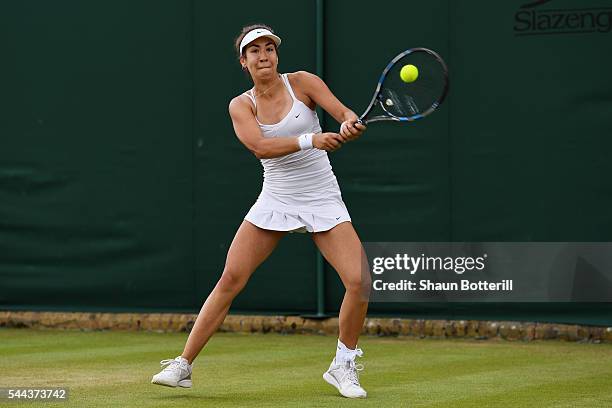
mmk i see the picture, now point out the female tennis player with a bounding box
[152,24,371,399]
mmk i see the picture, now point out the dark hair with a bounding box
[234,23,277,60]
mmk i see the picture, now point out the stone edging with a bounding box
[1,311,611,343]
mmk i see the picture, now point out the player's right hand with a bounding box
[313,132,344,152]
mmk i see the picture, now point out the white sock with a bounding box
[335,339,356,363]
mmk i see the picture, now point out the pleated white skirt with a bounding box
[244,179,351,233]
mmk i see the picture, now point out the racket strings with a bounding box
[380,51,447,119]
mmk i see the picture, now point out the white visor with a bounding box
[239,28,282,55]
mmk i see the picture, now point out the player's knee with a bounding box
[218,267,248,294]
[345,274,372,301]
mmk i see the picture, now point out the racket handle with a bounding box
[356,118,365,126]
[339,118,366,133]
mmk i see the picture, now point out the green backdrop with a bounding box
[1,0,611,325]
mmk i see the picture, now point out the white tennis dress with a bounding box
[243,73,351,233]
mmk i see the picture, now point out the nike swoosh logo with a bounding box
[295,113,300,118]
[335,216,341,220]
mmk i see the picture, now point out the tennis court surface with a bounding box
[2,328,611,407]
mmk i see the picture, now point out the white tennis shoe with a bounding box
[323,352,367,398]
[151,356,193,388]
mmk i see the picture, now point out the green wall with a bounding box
[1,0,611,325]
[0,1,194,310]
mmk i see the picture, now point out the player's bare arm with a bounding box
[290,71,366,141]
[229,95,344,158]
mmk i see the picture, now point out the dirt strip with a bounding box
[1,311,611,343]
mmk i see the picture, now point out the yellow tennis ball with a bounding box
[400,64,418,83]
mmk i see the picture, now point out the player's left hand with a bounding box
[339,117,366,142]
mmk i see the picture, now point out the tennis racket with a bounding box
[357,47,449,125]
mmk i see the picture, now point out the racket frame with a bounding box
[357,47,449,125]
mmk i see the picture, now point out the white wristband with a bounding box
[298,133,314,150]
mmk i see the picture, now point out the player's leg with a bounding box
[182,221,286,362]
[312,222,370,348]
[152,221,285,388]
[312,221,371,398]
